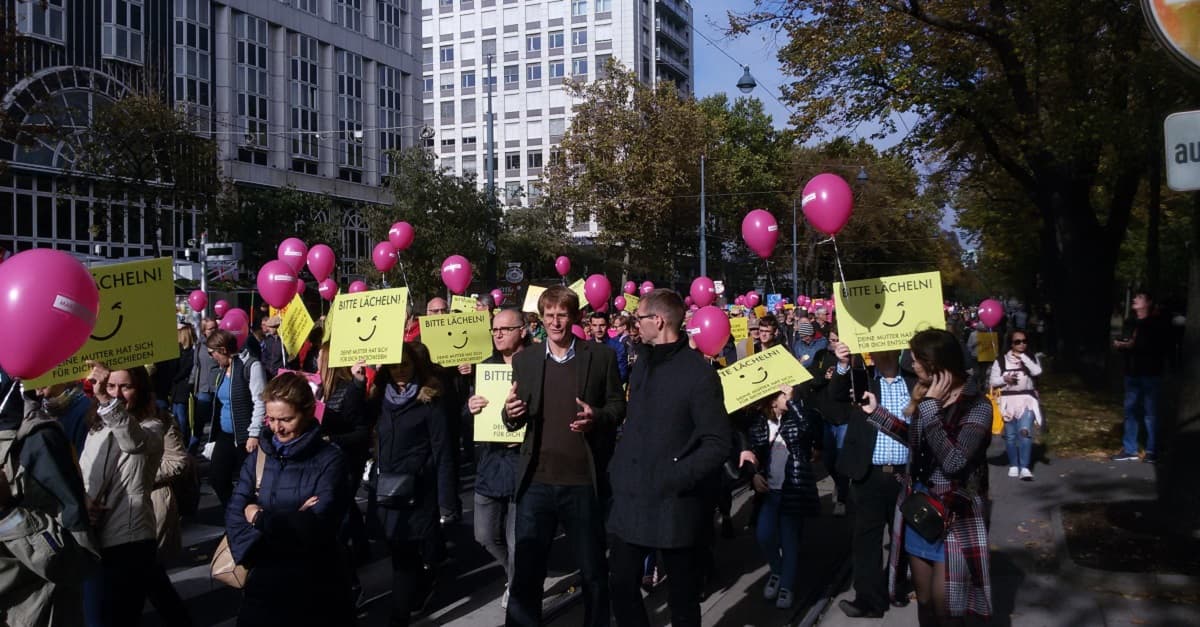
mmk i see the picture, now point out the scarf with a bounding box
[383,381,420,412]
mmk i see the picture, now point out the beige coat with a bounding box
[78,400,163,549]
[151,421,187,558]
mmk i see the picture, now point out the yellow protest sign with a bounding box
[730,305,744,315]
[568,279,586,305]
[522,286,547,314]
[783,304,795,311]
[730,317,749,342]
[328,287,409,367]
[322,300,337,343]
[450,294,476,313]
[976,332,999,363]
[420,311,493,366]
[474,364,524,443]
[833,271,945,353]
[28,258,179,387]
[622,293,639,313]
[718,344,813,413]
[279,294,314,358]
[754,305,767,319]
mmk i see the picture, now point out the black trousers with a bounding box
[849,465,904,612]
[210,428,247,507]
[609,536,705,627]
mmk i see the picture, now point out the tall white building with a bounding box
[421,0,694,236]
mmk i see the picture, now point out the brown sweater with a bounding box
[531,358,591,486]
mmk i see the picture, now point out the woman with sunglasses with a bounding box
[988,331,1042,480]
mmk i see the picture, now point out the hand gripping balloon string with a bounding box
[829,235,858,403]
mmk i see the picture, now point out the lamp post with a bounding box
[699,154,706,278]
[485,54,499,285]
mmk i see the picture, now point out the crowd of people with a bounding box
[2,280,1170,627]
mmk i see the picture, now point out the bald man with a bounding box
[427,297,450,315]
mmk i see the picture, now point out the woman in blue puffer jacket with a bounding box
[225,372,352,627]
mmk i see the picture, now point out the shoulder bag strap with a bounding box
[253,448,266,496]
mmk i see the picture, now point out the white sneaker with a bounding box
[776,588,794,609]
[1008,466,1019,478]
[1020,468,1034,481]
[763,574,780,600]
[500,586,509,609]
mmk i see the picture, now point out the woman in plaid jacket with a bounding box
[861,329,993,625]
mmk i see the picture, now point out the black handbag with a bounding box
[900,491,946,543]
[376,471,418,508]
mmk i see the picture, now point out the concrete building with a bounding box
[420,0,694,237]
[1,0,422,276]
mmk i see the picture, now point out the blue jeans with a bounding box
[192,392,213,449]
[823,422,849,502]
[1003,409,1035,469]
[755,490,804,591]
[172,401,190,443]
[1123,376,1160,455]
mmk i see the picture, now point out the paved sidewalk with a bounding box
[816,438,1200,627]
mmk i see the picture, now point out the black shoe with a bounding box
[1111,450,1139,462]
[1143,453,1158,464]
[721,519,735,539]
[839,599,885,619]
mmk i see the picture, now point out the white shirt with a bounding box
[767,418,788,491]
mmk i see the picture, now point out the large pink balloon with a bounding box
[188,290,208,312]
[978,299,1005,329]
[219,311,250,350]
[639,281,655,296]
[689,277,716,308]
[213,300,230,319]
[801,173,854,236]
[555,256,571,277]
[687,306,731,357]
[306,244,336,282]
[584,274,612,310]
[741,209,779,259]
[277,238,308,273]
[257,260,298,309]
[441,255,472,295]
[387,222,415,251]
[623,281,637,295]
[614,295,627,311]
[222,308,249,327]
[295,278,306,296]
[746,292,761,308]
[372,241,398,272]
[734,295,746,306]
[0,249,100,379]
[318,278,338,301]
[348,281,368,294]
[490,288,505,306]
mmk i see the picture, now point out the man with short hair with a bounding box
[608,289,731,627]
[503,286,625,627]
[1112,290,1170,463]
[588,311,629,383]
[754,314,783,353]
[259,316,285,378]
[813,307,832,336]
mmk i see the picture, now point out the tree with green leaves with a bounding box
[207,183,345,278]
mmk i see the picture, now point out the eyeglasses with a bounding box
[634,313,657,322]
[1012,339,1028,345]
[428,308,449,315]
[491,326,522,335]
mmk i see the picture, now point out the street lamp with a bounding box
[737,66,757,94]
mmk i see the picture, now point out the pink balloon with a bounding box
[583,274,612,311]
[801,173,854,236]
[219,311,250,350]
[318,278,338,301]
[571,324,588,340]
[687,306,731,357]
[978,299,1005,328]
[188,290,208,312]
[306,244,336,282]
[388,222,415,251]
[0,249,100,379]
[684,296,693,306]
[257,260,299,309]
[213,300,230,318]
[348,281,368,294]
[639,281,655,296]
[441,255,473,295]
[746,292,761,308]
[555,256,571,277]
[490,289,505,306]
[223,307,249,325]
[614,296,627,311]
[689,276,716,308]
[623,281,637,295]
[690,305,699,312]
[734,295,746,306]
[277,238,309,273]
[741,209,779,259]
[372,241,398,273]
[295,278,306,295]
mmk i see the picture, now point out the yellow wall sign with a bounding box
[730,317,749,342]
[450,294,477,313]
[833,271,945,354]
[420,311,493,366]
[328,287,409,367]
[976,331,999,363]
[474,364,524,443]
[522,286,547,314]
[718,344,813,413]
[279,293,314,358]
[622,293,639,313]
[28,258,179,387]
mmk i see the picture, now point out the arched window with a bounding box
[341,208,369,274]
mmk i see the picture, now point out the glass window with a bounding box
[505,153,521,170]
[440,100,455,123]
[526,34,541,52]
[549,60,564,78]
[526,63,542,81]
[482,39,497,58]
[439,45,454,63]
[548,31,564,49]
[571,0,587,17]
[235,13,269,158]
[336,0,363,32]
[572,57,588,76]
[378,64,409,173]
[337,50,365,177]
[423,76,434,92]
[462,99,476,120]
[173,0,209,110]
[377,0,406,49]
[440,72,455,92]
[461,70,476,88]
[549,118,565,135]
[17,0,65,42]
[504,65,519,85]
[595,0,610,12]
[462,155,477,174]
[104,0,145,64]
[423,47,434,64]
[290,34,321,165]
[527,151,544,168]
[572,29,587,46]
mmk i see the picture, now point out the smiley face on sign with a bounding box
[739,366,770,385]
[356,315,380,342]
[90,301,125,341]
[876,300,906,329]
[449,329,470,350]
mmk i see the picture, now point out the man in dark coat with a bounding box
[502,286,625,627]
[607,289,732,627]
[258,316,286,379]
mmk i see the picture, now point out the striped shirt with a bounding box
[872,373,910,465]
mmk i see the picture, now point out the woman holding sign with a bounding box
[860,329,993,624]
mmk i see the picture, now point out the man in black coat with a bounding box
[259,316,286,378]
[607,289,732,627]
[502,286,625,627]
[826,344,917,619]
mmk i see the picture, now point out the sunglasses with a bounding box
[1012,339,1027,345]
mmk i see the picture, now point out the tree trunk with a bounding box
[1147,151,1161,294]
[1163,191,1200,536]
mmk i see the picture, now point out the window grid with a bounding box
[377,0,407,50]
[378,65,409,175]
[572,29,587,47]
[235,14,268,156]
[461,71,476,89]
[104,0,145,64]
[526,63,541,81]
[572,57,588,76]
[526,34,541,53]
[571,0,587,17]
[548,31,564,50]
[338,50,365,177]
[17,0,65,42]
[290,34,320,166]
[337,0,363,32]
[173,0,210,108]
[549,60,564,78]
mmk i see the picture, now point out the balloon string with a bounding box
[0,380,18,416]
[829,235,858,403]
